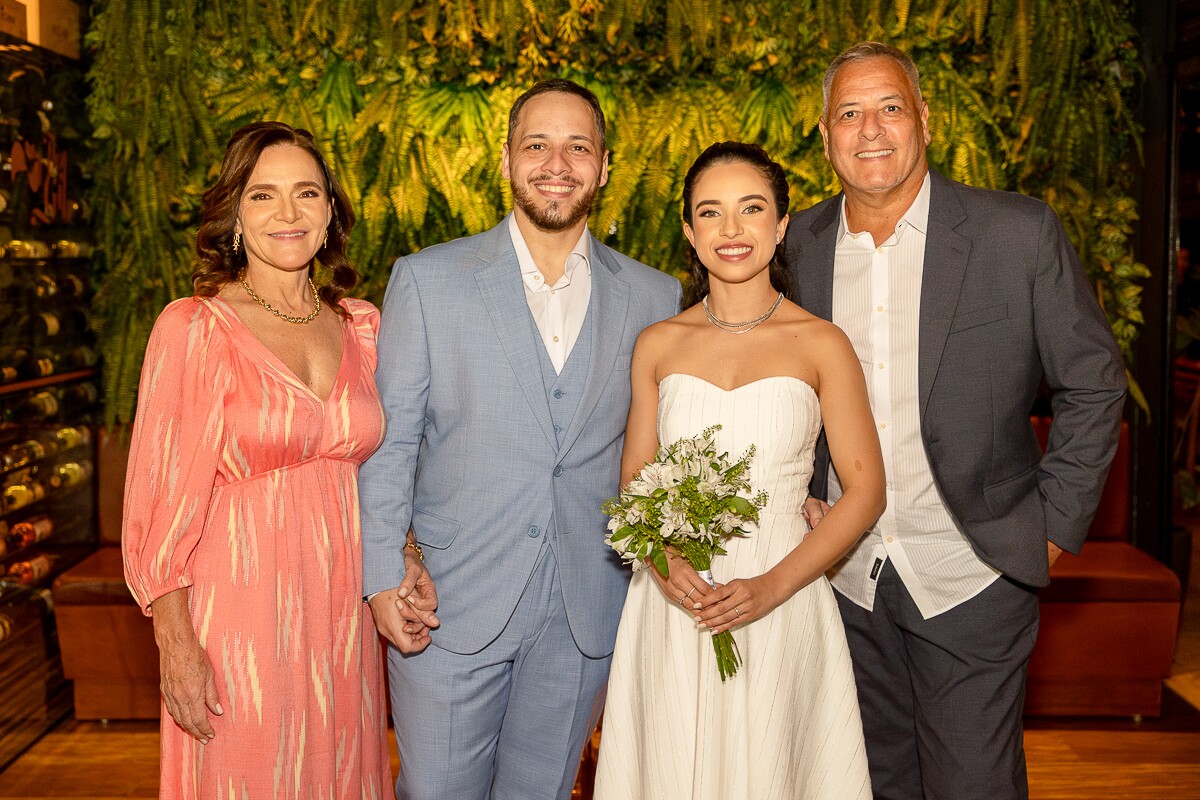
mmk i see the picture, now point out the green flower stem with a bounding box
[678,542,742,681]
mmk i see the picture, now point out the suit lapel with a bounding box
[473,223,558,449]
[791,198,840,322]
[557,240,629,458]
[918,173,972,416]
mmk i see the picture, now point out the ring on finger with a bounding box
[684,587,696,600]
[734,607,742,617]
[678,596,686,606]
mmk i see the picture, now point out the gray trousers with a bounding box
[835,560,1039,800]
[388,545,611,800]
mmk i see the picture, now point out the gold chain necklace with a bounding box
[239,274,321,324]
[702,292,784,334]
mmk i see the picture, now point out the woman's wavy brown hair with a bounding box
[193,121,357,317]
[680,141,792,309]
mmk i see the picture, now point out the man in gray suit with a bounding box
[788,43,1126,799]
[360,79,681,800]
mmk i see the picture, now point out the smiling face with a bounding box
[236,144,332,275]
[819,55,930,203]
[683,160,788,288]
[501,91,609,234]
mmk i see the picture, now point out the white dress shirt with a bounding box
[509,215,592,373]
[826,174,1000,619]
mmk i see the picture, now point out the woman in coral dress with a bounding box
[122,122,433,799]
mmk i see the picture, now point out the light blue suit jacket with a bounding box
[360,217,681,658]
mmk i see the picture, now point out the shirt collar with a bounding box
[836,170,932,245]
[508,214,592,289]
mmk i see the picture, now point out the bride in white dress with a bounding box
[593,142,885,800]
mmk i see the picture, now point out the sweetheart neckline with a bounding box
[660,372,817,397]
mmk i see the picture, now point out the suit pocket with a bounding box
[950,303,1009,334]
[982,463,1038,518]
[411,507,460,549]
[614,354,632,372]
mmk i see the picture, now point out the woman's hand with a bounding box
[647,550,714,611]
[370,532,440,654]
[151,589,222,743]
[694,572,789,634]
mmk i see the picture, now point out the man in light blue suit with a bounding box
[360,79,681,800]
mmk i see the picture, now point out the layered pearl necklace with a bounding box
[239,274,322,324]
[702,292,784,335]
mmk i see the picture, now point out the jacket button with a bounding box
[553,466,563,477]
[552,389,564,399]
[527,525,540,538]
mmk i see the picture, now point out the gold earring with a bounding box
[233,232,241,253]
[323,232,329,249]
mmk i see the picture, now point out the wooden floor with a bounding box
[0,708,1199,800]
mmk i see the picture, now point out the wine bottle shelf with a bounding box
[0,28,97,771]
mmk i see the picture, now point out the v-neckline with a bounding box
[207,295,351,404]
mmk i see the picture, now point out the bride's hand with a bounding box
[694,573,788,633]
[647,550,714,611]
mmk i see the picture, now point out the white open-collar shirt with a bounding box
[509,215,592,374]
[826,173,1001,619]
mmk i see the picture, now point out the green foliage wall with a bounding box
[85,0,1146,423]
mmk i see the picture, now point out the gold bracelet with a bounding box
[405,541,424,562]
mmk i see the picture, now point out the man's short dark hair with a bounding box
[507,79,607,149]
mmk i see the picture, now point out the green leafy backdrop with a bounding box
[84,0,1147,423]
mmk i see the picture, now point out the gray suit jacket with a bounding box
[360,216,681,657]
[786,170,1126,587]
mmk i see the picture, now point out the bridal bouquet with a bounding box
[603,425,768,680]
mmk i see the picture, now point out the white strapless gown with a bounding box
[593,374,871,800]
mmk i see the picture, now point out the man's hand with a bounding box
[368,544,439,654]
[802,497,831,529]
[1047,541,1063,568]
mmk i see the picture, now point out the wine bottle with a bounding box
[57,272,85,298]
[3,478,47,511]
[58,382,98,414]
[2,439,48,471]
[0,347,25,382]
[65,345,97,369]
[53,425,90,450]
[49,460,92,489]
[34,272,58,298]
[9,515,53,548]
[17,390,59,421]
[7,553,54,584]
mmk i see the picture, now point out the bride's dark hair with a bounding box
[680,141,792,309]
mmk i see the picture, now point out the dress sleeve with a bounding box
[122,299,229,614]
[344,297,381,373]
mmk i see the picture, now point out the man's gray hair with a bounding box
[822,41,923,118]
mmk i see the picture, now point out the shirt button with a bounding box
[879,422,887,430]
[885,536,894,543]
[553,335,560,343]
[877,362,885,369]
[553,389,564,399]
[528,525,540,538]
[553,466,563,477]
[876,305,884,312]
[533,275,542,282]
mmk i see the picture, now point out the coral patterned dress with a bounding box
[122,296,391,800]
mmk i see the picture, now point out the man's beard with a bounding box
[512,178,598,232]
